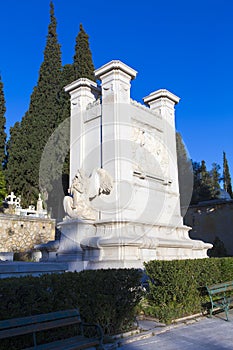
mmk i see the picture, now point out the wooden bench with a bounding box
[0,309,104,349]
[206,281,233,321]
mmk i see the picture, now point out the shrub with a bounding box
[142,258,233,324]
[0,268,142,348]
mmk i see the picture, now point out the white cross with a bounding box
[7,192,16,205]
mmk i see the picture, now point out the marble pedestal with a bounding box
[40,219,212,272]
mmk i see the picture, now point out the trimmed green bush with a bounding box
[3,257,233,346]
[0,268,142,348]
[143,258,233,324]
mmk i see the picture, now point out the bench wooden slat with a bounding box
[0,316,81,339]
[0,309,81,330]
[26,335,100,350]
[0,308,103,349]
[207,283,233,292]
[208,281,233,288]
[208,288,228,295]
[207,283,233,291]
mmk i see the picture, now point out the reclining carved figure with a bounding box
[63,168,113,221]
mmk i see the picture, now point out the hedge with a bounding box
[142,257,233,324]
[0,269,142,349]
[2,257,233,347]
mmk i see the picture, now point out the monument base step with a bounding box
[0,261,68,278]
[85,259,143,270]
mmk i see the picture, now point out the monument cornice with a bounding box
[64,78,100,94]
[95,60,137,80]
[144,89,180,105]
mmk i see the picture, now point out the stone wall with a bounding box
[0,214,55,253]
[184,200,233,256]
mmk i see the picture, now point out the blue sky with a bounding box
[0,0,233,179]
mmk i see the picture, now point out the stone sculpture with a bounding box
[63,168,113,221]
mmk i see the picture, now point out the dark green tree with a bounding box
[223,151,232,198]
[57,64,74,193]
[191,161,202,204]
[191,160,223,203]
[55,23,96,209]
[199,160,212,201]
[191,160,213,203]
[6,11,96,217]
[0,169,7,204]
[0,76,7,169]
[210,162,221,199]
[5,120,31,206]
[176,132,193,212]
[7,2,63,207]
[208,236,228,257]
[200,160,208,181]
[73,24,95,81]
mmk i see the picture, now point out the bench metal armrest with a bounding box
[82,323,104,342]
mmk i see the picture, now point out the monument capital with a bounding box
[143,89,180,109]
[95,60,137,104]
[95,60,137,81]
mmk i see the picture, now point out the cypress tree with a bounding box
[6,10,96,216]
[223,151,232,198]
[210,162,221,199]
[0,76,7,169]
[57,24,96,204]
[208,236,228,257]
[191,161,211,204]
[176,132,193,211]
[0,169,7,203]
[29,0,63,205]
[5,122,19,194]
[199,160,212,201]
[73,24,95,81]
[191,161,202,204]
[7,1,63,206]
[59,64,74,193]
[6,119,31,206]
[200,160,208,180]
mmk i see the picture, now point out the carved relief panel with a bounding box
[131,123,169,181]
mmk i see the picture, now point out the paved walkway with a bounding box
[117,309,233,350]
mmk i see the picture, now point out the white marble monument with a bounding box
[39,60,212,270]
